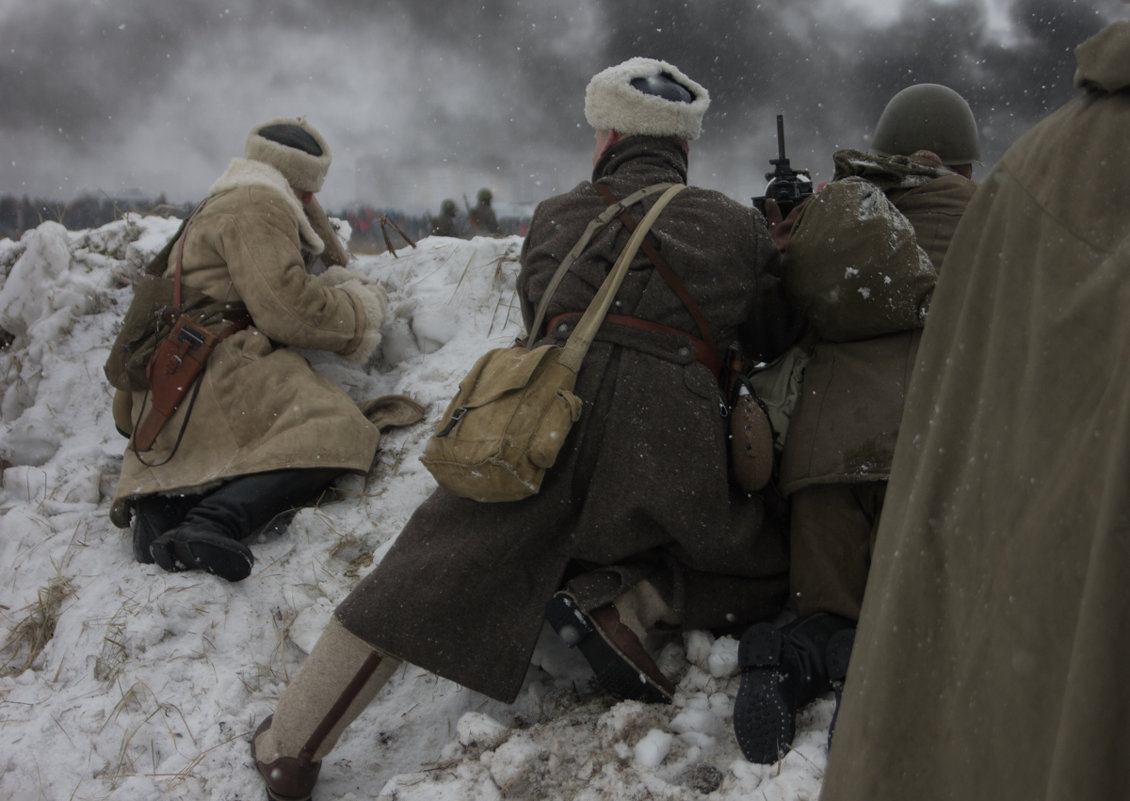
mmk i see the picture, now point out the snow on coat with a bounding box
[779,153,975,494]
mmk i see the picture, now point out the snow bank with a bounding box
[0,217,831,800]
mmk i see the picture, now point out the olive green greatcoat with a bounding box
[335,136,803,702]
[821,22,1130,801]
[112,159,382,519]
[779,153,975,495]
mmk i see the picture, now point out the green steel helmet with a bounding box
[477,187,493,204]
[441,198,456,215]
[872,83,981,165]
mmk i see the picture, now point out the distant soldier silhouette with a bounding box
[468,187,502,235]
[430,198,459,237]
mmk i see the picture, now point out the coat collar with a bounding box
[831,148,958,192]
[208,158,325,254]
[591,135,690,185]
[1074,20,1130,93]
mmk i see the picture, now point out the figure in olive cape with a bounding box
[468,187,502,235]
[821,21,1130,801]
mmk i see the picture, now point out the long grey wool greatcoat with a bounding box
[335,136,804,702]
[112,158,384,520]
[820,21,1130,801]
[779,152,975,496]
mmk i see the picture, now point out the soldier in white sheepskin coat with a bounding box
[111,118,389,582]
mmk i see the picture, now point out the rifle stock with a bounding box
[305,197,351,267]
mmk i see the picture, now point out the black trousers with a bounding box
[132,467,346,562]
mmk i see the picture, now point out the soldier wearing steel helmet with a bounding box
[872,82,981,174]
[731,83,981,765]
[468,186,502,235]
[429,197,459,237]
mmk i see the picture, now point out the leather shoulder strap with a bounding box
[525,183,672,347]
[593,182,716,354]
[172,199,209,311]
[558,184,685,372]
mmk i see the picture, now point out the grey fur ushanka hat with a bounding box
[244,117,332,193]
[584,57,710,141]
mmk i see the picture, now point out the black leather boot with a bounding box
[150,468,345,582]
[130,493,200,564]
[733,612,855,763]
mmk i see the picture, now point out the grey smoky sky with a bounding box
[0,0,1124,214]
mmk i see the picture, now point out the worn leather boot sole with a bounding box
[546,591,674,704]
[251,715,321,801]
[733,622,795,764]
[150,527,254,582]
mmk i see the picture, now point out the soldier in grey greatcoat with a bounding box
[732,85,979,763]
[250,57,802,801]
[821,21,1130,801]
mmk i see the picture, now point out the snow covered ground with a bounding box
[0,216,831,800]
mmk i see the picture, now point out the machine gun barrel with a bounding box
[753,114,813,219]
[774,114,787,163]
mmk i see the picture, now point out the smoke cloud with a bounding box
[0,0,1122,213]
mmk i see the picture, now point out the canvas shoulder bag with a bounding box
[421,183,686,502]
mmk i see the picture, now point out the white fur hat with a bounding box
[244,117,332,193]
[584,57,710,141]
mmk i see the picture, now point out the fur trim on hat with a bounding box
[209,158,325,255]
[585,57,710,141]
[244,117,332,193]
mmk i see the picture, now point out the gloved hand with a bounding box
[322,268,389,363]
[318,264,380,288]
[350,280,389,330]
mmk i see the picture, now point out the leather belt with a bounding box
[547,311,722,378]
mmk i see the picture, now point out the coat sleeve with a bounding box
[213,192,378,357]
